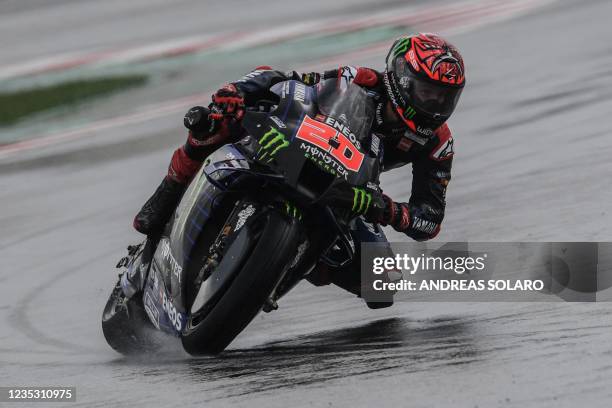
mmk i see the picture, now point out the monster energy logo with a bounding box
[391,37,411,59]
[352,188,372,215]
[258,127,289,163]
[284,202,302,220]
[403,105,416,120]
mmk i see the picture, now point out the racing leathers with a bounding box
[134,65,454,242]
[132,66,454,305]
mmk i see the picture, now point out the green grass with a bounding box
[0,74,148,126]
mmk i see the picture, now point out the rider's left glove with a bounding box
[363,192,397,226]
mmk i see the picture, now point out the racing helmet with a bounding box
[384,33,465,138]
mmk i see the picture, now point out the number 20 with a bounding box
[296,115,364,172]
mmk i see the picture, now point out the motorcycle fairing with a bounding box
[143,254,186,336]
[187,199,263,320]
[141,79,384,337]
[243,80,381,189]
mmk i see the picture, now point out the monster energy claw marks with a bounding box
[352,188,372,214]
[258,127,289,163]
[391,37,411,59]
[284,202,302,220]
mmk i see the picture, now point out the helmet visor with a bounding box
[395,58,463,118]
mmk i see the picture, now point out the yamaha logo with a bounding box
[417,126,434,136]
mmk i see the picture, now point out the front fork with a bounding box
[261,199,313,312]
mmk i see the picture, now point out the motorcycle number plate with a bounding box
[295,115,365,172]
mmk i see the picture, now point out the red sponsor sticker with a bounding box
[296,115,364,172]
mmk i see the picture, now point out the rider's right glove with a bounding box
[184,106,220,137]
[183,83,246,145]
[183,105,236,159]
[184,82,245,135]
[210,83,245,121]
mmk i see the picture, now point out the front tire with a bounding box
[181,210,301,355]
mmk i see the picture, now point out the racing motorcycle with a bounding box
[102,78,385,355]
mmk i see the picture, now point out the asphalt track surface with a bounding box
[2,0,612,407]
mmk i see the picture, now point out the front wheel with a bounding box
[181,210,301,355]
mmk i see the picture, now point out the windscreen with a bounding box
[315,79,375,145]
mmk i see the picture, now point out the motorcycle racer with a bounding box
[131,33,465,304]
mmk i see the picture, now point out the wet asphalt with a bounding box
[1,0,612,406]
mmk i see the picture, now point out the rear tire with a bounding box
[181,210,301,355]
[101,282,159,355]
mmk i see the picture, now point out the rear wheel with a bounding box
[181,210,301,355]
[101,280,160,355]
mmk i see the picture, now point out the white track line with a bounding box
[0,0,557,159]
[0,0,547,81]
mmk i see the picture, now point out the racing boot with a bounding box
[133,176,187,236]
[133,105,234,236]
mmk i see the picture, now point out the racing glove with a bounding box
[182,105,239,162]
[210,83,245,121]
[331,187,390,223]
[184,106,220,136]
[365,195,442,241]
[184,83,247,143]
[363,192,395,226]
